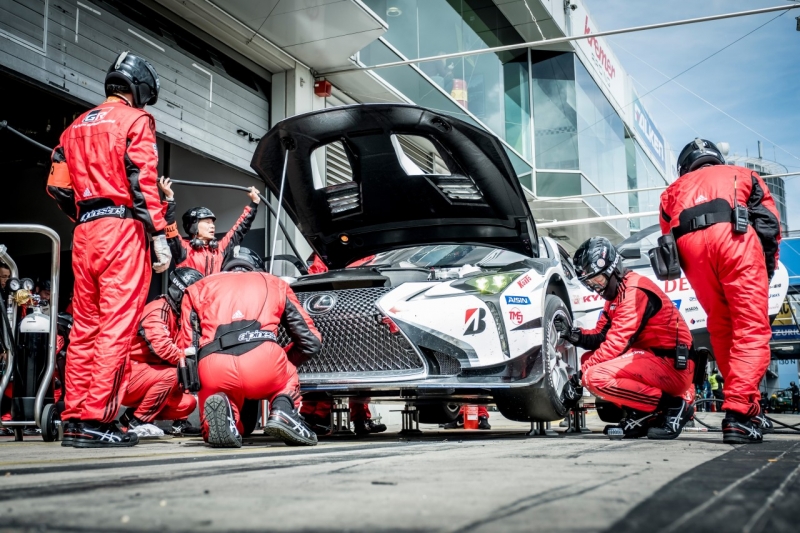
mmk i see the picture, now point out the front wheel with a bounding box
[41,403,59,442]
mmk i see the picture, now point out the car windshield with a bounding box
[353,244,528,270]
[617,224,661,265]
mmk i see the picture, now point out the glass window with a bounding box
[531,53,578,170]
[625,132,667,230]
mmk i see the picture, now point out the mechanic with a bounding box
[158,176,260,276]
[119,268,203,438]
[709,369,724,411]
[790,381,800,414]
[178,247,322,448]
[659,138,780,444]
[301,400,387,436]
[47,51,170,448]
[556,237,697,440]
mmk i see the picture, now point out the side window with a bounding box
[557,245,576,281]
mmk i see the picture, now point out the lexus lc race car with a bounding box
[250,104,788,425]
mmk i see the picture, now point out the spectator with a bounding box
[790,381,800,414]
[0,263,10,303]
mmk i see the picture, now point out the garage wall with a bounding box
[0,0,269,172]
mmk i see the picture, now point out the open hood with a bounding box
[251,104,537,269]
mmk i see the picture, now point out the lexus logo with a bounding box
[305,293,337,314]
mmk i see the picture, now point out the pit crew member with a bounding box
[178,247,322,448]
[47,51,170,448]
[158,177,260,276]
[556,237,696,440]
[301,400,387,436]
[659,139,781,444]
[120,268,203,438]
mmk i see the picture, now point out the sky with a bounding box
[583,0,800,230]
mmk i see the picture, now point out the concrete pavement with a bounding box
[0,413,798,532]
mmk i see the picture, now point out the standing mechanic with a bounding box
[120,268,203,437]
[659,139,780,444]
[47,52,171,448]
[556,237,697,439]
[178,247,322,448]
[158,177,260,276]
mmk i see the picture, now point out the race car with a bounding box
[252,104,590,423]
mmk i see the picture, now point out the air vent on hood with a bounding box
[325,182,361,217]
[429,176,486,205]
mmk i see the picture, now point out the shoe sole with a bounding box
[205,395,242,449]
[71,438,138,448]
[60,438,74,447]
[264,420,317,447]
[723,434,763,445]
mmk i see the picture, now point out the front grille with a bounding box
[278,287,424,375]
[431,351,462,376]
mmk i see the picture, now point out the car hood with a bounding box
[250,104,537,269]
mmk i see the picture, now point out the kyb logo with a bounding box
[517,275,532,289]
[464,308,487,336]
[508,308,523,326]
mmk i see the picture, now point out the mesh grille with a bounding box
[277,288,424,375]
[431,351,462,376]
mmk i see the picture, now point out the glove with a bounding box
[561,373,584,410]
[553,315,581,344]
[152,234,172,273]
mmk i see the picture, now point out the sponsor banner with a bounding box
[571,1,625,108]
[633,99,666,170]
[772,325,800,341]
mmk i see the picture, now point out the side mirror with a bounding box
[619,247,641,260]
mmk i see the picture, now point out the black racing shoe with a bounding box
[752,412,774,434]
[648,400,694,440]
[353,419,387,436]
[264,395,317,447]
[204,393,242,448]
[478,416,491,430]
[60,419,80,447]
[443,414,464,430]
[118,407,136,429]
[172,419,202,436]
[604,411,658,439]
[71,420,139,448]
[302,415,331,437]
[723,412,763,444]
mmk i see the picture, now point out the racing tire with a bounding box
[496,294,577,422]
[41,403,59,442]
[417,402,461,424]
[241,399,259,437]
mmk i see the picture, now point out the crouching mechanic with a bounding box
[555,237,697,439]
[158,177,260,276]
[120,268,203,437]
[179,247,322,447]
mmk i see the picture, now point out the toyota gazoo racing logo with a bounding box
[305,293,337,314]
[82,108,110,123]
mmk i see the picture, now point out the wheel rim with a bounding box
[546,309,575,399]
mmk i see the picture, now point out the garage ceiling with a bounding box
[153,0,387,72]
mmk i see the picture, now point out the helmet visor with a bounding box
[582,273,608,293]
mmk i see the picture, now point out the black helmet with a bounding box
[222,246,265,273]
[182,207,216,237]
[573,237,626,301]
[105,51,160,109]
[167,267,203,312]
[56,313,73,338]
[677,138,725,177]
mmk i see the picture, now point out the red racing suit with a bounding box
[178,272,322,439]
[122,298,196,423]
[47,98,166,423]
[660,165,781,417]
[165,201,258,276]
[577,271,695,413]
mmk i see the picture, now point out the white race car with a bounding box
[252,104,588,424]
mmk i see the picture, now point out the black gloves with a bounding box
[553,315,581,344]
[562,373,583,410]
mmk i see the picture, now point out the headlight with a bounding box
[455,272,522,295]
[21,278,34,291]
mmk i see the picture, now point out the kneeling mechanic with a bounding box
[555,237,698,439]
[120,268,203,438]
[179,247,322,447]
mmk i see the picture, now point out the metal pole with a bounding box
[319,4,800,75]
[537,210,659,229]
[0,121,52,154]
[269,151,290,275]
[535,185,668,202]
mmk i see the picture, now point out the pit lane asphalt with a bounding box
[1,414,799,533]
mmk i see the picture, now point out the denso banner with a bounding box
[570,1,626,109]
[633,99,666,170]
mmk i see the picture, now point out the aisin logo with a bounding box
[464,308,487,335]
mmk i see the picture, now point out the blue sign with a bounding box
[505,296,531,305]
[772,325,800,341]
[634,101,665,170]
[672,299,681,309]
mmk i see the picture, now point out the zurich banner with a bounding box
[633,100,666,171]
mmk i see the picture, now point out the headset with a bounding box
[190,237,219,250]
